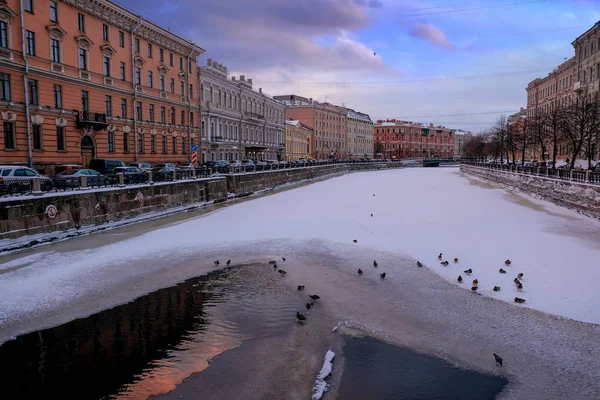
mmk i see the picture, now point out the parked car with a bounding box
[54,169,110,188]
[255,160,267,171]
[111,167,148,184]
[241,159,255,171]
[229,160,243,168]
[89,159,126,175]
[593,163,600,172]
[153,163,180,172]
[0,165,53,194]
[54,164,83,176]
[129,162,153,172]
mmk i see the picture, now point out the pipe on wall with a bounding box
[18,0,32,168]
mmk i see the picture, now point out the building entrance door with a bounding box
[80,135,96,167]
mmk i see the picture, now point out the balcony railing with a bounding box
[211,136,224,143]
[76,111,108,129]
[245,112,264,120]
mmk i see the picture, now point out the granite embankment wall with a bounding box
[1,163,402,242]
[460,164,600,219]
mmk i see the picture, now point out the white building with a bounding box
[199,59,285,162]
[346,110,374,159]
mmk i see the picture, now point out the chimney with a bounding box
[240,75,245,81]
[212,60,218,68]
[248,78,253,85]
[224,66,228,74]
[207,58,212,66]
[231,76,236,81]
[218,63,223,71]
[259,88,262,94]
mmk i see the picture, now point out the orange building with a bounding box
[0,0,204,174]
[373,119,455,159]
[274,95,348,159]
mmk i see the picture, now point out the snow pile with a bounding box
[312,349,335,400]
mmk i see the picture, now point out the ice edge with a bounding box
[312,349,335,400]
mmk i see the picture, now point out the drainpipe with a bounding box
[131,17,143,162]
[18,0,32,168]
[186,45,196,164]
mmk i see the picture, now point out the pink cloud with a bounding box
[408,22,455,51]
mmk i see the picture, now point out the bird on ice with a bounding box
[493,353,503,366]
[454,258,459,263]
[373,260,378,267]
[417,261,423,268]
[298,285,305,291]
[353,239,358,243]
[296,312,306,321]
[471,286,478,292]
[358,268,363,275]
[214,260,220,265]
[472,279,479,285]
[380,272,386,279]
[306,303,312,310]
[278,270,287,275]
[499,268,506,274]
[282,257,286,262]
[457,276,463,283]
[517,273,523,280]
[464,269,472,275]
[514,297,526,304]
[440,261,449,266]
[505,260,512,266]
[226,260,231,265]
[309,295,320,301]
[493,286,501,292]
[438,253,443,260]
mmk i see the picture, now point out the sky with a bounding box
[119,0,600,132]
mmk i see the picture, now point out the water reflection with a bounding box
[338,335,508,400]
[0,265,300,399]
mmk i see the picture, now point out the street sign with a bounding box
[191,144,198,152]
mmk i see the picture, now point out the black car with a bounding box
[89,159,126,175]
[111,167,148,184]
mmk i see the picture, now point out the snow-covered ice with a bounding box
[312,349,335,400]
[1,167,600,330]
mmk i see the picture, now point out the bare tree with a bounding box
[541,101,566,168]
[561,89,600,169]
[490,115,508,163]
[528,110,547,162]
[464,135,486,161]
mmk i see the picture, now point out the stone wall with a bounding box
[460,164,600,219]
[1,163,404,242]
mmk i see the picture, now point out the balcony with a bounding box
[76,111,108,130]
[211,136,224,143]
[245,112,264,121]
[574,81,582,91]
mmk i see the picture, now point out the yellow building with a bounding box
[285,120,312,160]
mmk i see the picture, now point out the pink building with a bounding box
[373,119,455,159]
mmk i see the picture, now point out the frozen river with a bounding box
[1,167,599,399]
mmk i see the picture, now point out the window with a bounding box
[169,52,173,66]
[121,98,127,118]
[119,31,124,47]
[147,71,153,88]
[179,56,183,69]
[172,136,177,153]
[0,21,7,48]
[56,127,65,151]
[160,106,166,123]
[135,67,141,85]
[151,135,156,153]
[78,13,85,32]
[149,104,155,122]
[25,0,33,13]
[138,134,144,153]
[102,24,109,41]
[26,31,35,56]
[147,43,152,58]
[120,62,125,80]
[170,108,175,125]
[53,84,62,108]
[180,81,184,96]
[4,121,15,149]
[79,48,87,70]
[188,60,192,73]
[182,137,186,154]
[135,38,140,53]
[162,135,166,153]
[105,95,112,117]
[189,84,193,99]
[170,78,175,93]
[159,74,165,91]
[0,73,10,101]
[159,48,164,62]
[28,79,38,105]
[81,90,88,112]
[50,1,58,22]
[108,130,114,152]
[190,112,194,127]
[180,110,185,125]
[32,125,42,150]
[103,56,110,76]
[51,39,60,62]
[136,101,142,121]
[123,132,129,152]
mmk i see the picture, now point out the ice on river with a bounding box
[1,167,600,327]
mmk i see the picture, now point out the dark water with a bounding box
[338,335,508,400]
[0,265,300,400]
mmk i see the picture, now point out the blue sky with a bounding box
[121,0,600,131]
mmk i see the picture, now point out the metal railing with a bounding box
[462,162,600,186]
[0,160,401,199]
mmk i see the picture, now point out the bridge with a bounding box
[423,158,460,167]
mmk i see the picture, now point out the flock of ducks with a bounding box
[425,254,526,304]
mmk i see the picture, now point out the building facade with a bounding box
[453,130,472,159]
[199,59,285,162]
[346,110,373,159]
[0,0,203,174]
[373,120,455,159]
[274,95,348,159]
[284,119,312,161]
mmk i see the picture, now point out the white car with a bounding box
[0,165,53,193]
